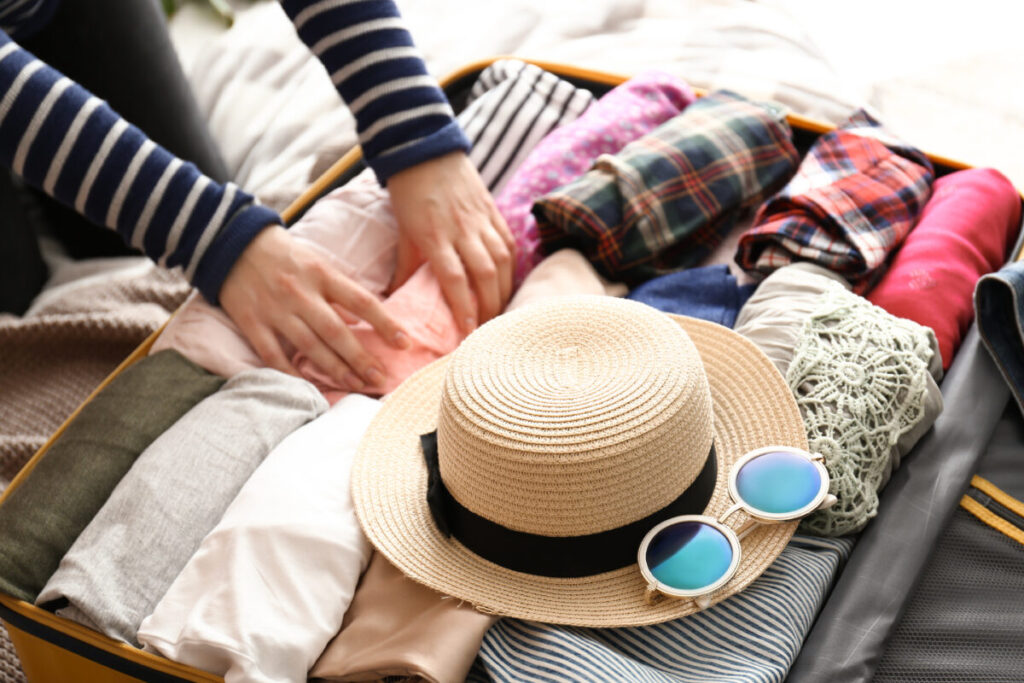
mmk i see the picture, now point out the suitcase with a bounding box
[787,222,1024,683]
[0,57,1003,683]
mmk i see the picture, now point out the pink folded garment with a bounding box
[285,170,399,299]
[295,264,462,402]
[867,168,1021,370]
[150,170,465,401]
[495,71,695,286]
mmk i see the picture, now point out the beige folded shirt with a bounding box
[734,262,852,378]
[310,552,496,683]
[506,248,627,313]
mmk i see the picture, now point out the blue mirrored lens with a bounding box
[645,521,734,592]
[736,450,822,515]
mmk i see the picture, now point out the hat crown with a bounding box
[437,296,714,536]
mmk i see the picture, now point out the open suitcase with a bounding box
[0,57,1018,683]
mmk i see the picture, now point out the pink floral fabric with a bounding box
[495,72,696,285]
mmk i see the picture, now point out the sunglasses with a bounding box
[638,446,834,608]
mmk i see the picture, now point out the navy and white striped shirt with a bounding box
[0,0,469,303]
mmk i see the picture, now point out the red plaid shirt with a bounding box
[735,110,934,288]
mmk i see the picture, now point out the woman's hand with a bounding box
[387,150,515,332]
[219,225,409,390]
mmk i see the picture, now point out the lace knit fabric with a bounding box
[789,285,941,537]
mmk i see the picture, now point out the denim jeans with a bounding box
[975,260,1024,418]
[627,264,756,329]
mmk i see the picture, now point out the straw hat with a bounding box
[351,296,807,626]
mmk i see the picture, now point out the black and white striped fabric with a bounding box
[462,59,595,194]
[279,0,470,183]
[467,535,854,683]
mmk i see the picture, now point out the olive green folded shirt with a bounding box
[0,350,225,603]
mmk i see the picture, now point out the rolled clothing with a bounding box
[735,262,853,378]
[868,168,1021,371]
[464,59,595,196]
[467,536,853,683]
[736,264,942,522]
[0,349,223,603]
[976,259,1024,421]
[311,552,497,683]
[534,90,799,287]
[138,394,380,683]
[735,110,934,288]
[494,71,695,284]
[35,368,327,645]
[628,264,757,329]
[505,249,626,313]
[0,259,191,480]
[789,285,943,536]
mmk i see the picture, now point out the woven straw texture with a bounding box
[438,299,713,536]
[352,296,807,627]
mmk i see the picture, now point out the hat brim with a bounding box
[351,315,808,627]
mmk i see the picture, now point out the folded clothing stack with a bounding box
[736,110,934,290]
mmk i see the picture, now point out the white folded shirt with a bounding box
[138,394,382,683]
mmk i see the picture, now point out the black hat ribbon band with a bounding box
[420,431,717,578]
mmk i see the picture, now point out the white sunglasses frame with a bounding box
[638,446,834,607]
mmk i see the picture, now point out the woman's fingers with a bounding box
[387,150,515,331]
[219,225,401,389]
[323,268,409,352]
[427,241,476,332]
[232,314,299,378]
[478,212,515,310]
[457,234,503,324]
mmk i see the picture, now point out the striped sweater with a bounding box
[0,0,469,303]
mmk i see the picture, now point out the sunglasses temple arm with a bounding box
[717,502,746,525]
[734,516,759,541]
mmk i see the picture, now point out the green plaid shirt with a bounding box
[534,91,799,286]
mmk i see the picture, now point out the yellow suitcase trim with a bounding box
[0,56,1003,682]
[0,595,219,683]
[960,476,1024,547]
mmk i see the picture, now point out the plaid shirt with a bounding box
[533,91,799,286]
[735,110,934,286]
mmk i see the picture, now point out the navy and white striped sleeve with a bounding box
[0,31,282,304]
[279,0,470,184]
